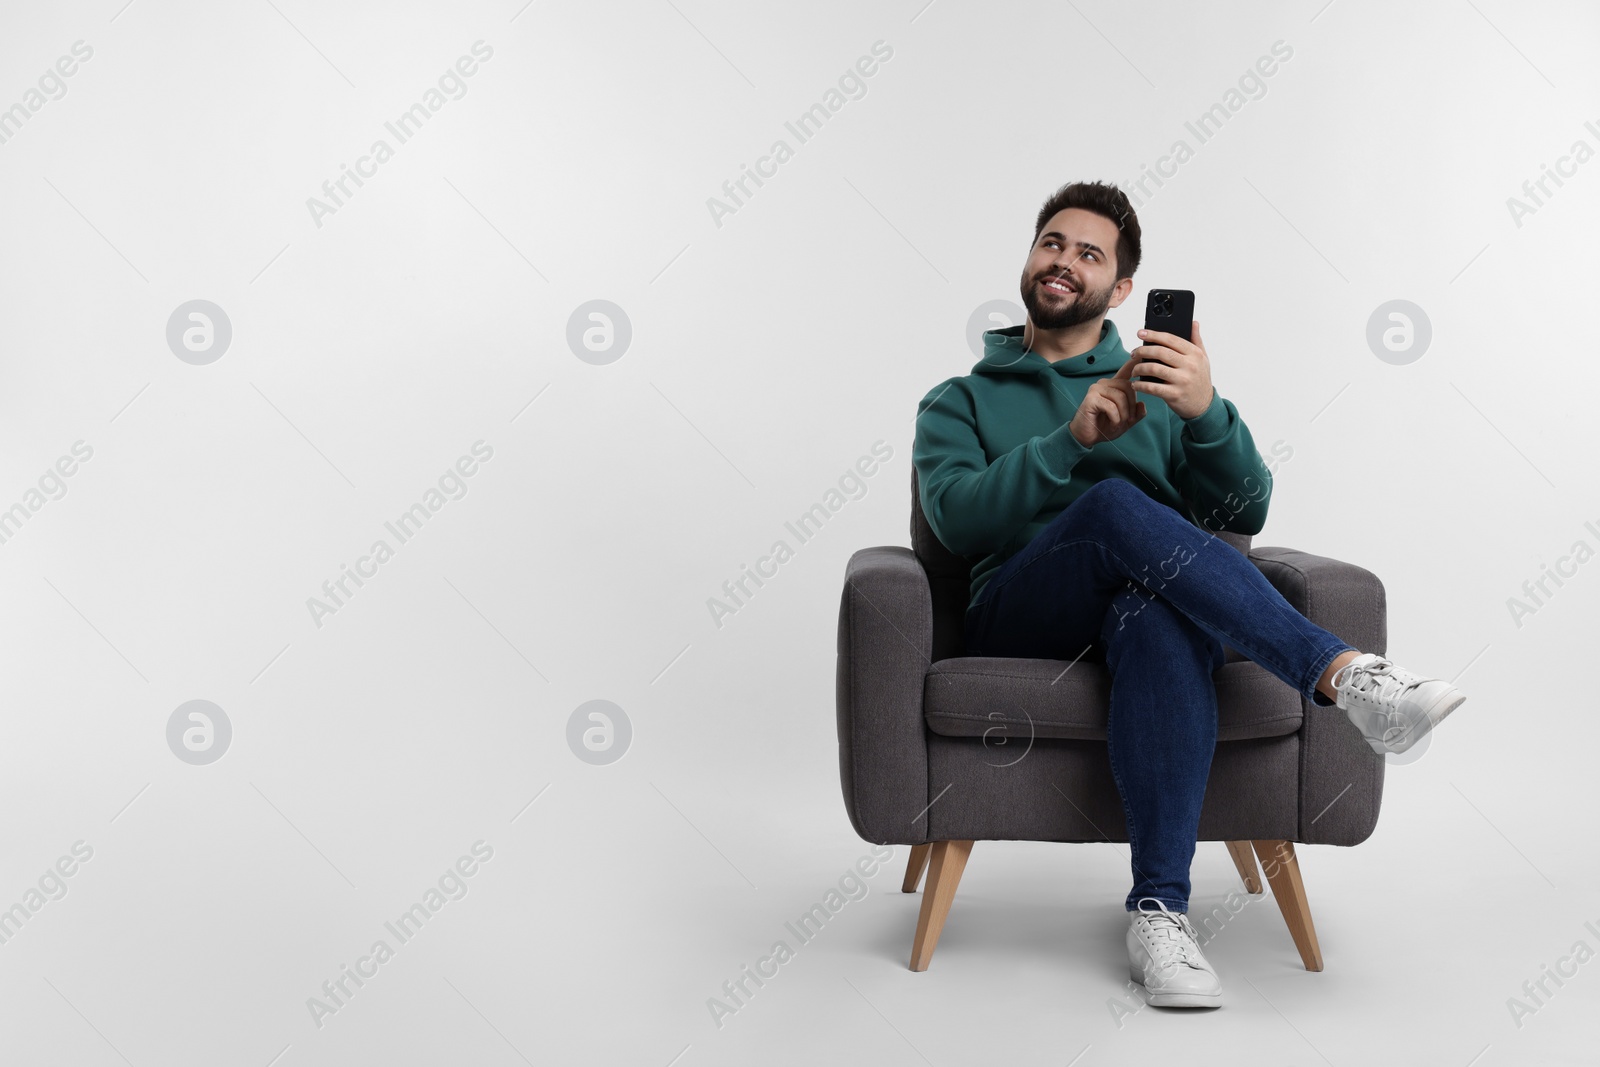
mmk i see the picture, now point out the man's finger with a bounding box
[1092,391,1122,427]
[1133,378,1175,402]
[1138,328,1194,353]
[1106,382,1131,423]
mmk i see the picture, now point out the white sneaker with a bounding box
[1332,652,1466,755]
[1126,898,1222,1008]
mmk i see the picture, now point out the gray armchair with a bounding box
[835,468,1388,972]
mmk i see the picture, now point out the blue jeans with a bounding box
[962,478,1355,914]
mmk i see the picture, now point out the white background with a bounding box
[1,0,1597,1064]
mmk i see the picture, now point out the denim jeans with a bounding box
[962,477,1356,914]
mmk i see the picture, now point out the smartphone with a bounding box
[1138,289,1194,385]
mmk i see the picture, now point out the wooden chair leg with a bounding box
[908,840,973,972]
[1251,839,1323,972]
[1226,840,1263,894]
[901,843,932,893]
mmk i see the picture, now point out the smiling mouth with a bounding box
[1041,278,1076,296]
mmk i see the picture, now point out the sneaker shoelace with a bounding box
[1138,909,1204,972]
[1332,656,1412,709]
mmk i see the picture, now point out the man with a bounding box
[910,180,1466,1009]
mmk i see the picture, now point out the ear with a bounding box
[1111,276,1135,309]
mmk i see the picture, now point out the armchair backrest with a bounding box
[910,467,1252,660]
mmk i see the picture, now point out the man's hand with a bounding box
[1070,358,1146,447]
[1131,319,1215,420]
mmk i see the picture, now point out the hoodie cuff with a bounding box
[1035,420,1091,478]
[1182,389,1230,444]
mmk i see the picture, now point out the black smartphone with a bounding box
[1138,289,1194,384]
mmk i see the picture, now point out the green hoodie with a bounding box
[912,319,1274,612]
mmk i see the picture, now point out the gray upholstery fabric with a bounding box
[924,657,1304,742]
[836,546,932,845]
[834,468,1387,850]
[924,732,1300,844]
[1249,546,1388,845]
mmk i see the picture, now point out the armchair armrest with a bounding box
[836,547,933,846]
[1248,546,1388,846]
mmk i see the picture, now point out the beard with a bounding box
[1019,266,1116,331]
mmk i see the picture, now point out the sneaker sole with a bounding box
[1129,965,1222,1007]
[1385,689,1466,754]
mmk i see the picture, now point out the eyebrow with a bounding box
[1039,231,1107,259]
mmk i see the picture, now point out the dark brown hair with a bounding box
[1032,181,1142,281]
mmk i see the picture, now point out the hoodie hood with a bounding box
[975,319,1131,378]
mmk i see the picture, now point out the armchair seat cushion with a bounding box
[924,657,1304,742]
